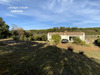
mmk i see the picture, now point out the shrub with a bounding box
[52,34,61,45]
[12,36,19,40]
[28,36,33,41]
[24,36,28,41]
[79,51,84,55]
[0,42,7,46]
[33,36,40,41]
[97,39,100,46]
[41,35,47,41]
[81,41,86,45]
[38,37,42,41]
[73,37,82,44]
[68,46,73,52]
[95,39,100,46]
[19,36,24,41]
[73,37,86,45]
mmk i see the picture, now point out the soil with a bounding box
[57,43,100,51]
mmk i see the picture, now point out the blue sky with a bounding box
[0,0,100,30]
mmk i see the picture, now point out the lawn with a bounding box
[0,39,100,75]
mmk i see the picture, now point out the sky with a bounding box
[0,0,100,30]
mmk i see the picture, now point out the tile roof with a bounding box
[48,31,85,35]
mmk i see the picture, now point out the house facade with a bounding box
[47,31,85,42]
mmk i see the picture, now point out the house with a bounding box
[47,31,85,42]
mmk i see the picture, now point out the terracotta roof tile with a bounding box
[48,31,84,35]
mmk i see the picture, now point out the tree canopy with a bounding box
[29,27,100,36]
[0,17,10,39]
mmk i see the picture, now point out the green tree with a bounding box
[97,39,100,46]
[95,39,100,46]
[41,35,47,41]
[0,17,9,39]
[52,34,61,45]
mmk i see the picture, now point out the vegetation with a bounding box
[0,16,100,75]
[28,36,33,41]
[29,27,100,35]
[73,37,86,45]
[0,17,10,39]
[0,41,100,75]
[95,39,100,46]
[79,51,84,55]
[33,35,39,40]
[68,46,74,52]
[52,34,61,45]
[12,36,19,40]
[41,35,47,41]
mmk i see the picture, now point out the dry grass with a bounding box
[0,39,100,75]
[57,43,100,63]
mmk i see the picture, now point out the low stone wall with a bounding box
[85,35,100,44]
[86,35,100,38]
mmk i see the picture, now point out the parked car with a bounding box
[62,39,69,43]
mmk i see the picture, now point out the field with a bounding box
[0,39,100,75]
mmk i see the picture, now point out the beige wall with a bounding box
[60,35,69,40]
[47,33,85,42]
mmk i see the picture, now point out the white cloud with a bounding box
[5,14,16,17]
[2,0,100,26]
[38,0,100,23]
[0,0,20,5]
[0,0,10,5]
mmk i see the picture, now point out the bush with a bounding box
[33,36,39,41]
[19,36,24,41]
[12,36,19,40]
[41,35,47,41]
[73,37,82,44]
[79,51,84,55]
[73,37,86,45]
[95,39,100,46]
[0,42,7,46]
[52,34,61,45]
[81,41,86,45]
[68,46,73,52]
[28,36,33,41]
[24,36,28,41]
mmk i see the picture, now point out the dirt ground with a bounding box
[57,43,100,63]
[0,39,100,75]
[0,39,100,63]
[57,43,100,51]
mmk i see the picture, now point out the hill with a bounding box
[29,27,100,35]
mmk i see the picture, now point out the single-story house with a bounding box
[47,31,85,42]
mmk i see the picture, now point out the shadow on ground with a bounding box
[0,40,100,75]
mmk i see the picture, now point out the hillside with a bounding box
[29,27,100,35]
[0,40,100,75]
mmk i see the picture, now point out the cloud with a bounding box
[42,0,74,13]
[0,0,20,5]
[20,0,99,24]
[1,0,100,27]
[39,0,100,23]
[0,0,10,5]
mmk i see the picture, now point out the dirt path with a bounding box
[0,38,12,41]
[57,43,100,51]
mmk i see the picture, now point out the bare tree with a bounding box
[12,24,18,35]
[17,27,24,37]
[11,24,24,37]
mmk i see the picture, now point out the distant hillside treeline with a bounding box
[29,27,100,35]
